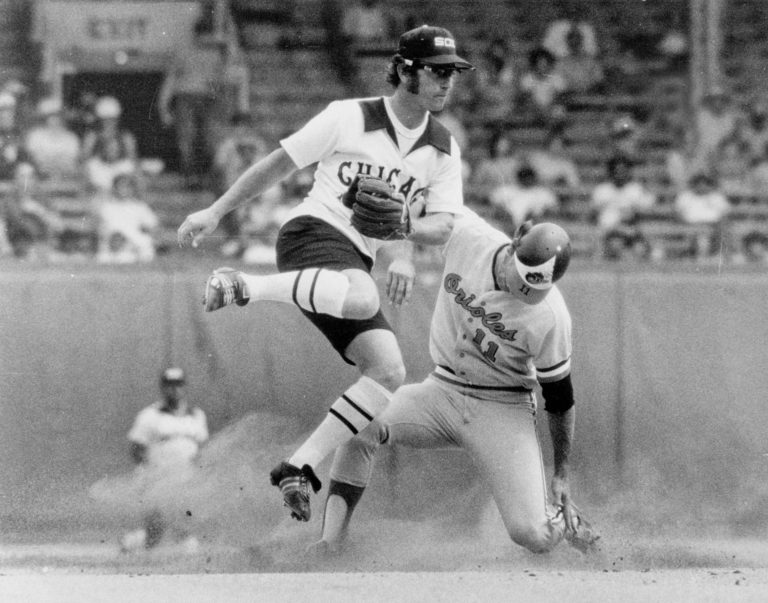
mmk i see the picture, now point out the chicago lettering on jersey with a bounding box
[444,273,518,341]
[337,161,425,202]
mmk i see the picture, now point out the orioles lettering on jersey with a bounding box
[444,273,518,342]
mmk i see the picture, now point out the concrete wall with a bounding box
[1,263,765,531]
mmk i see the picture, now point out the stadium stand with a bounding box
[1,0,767,264]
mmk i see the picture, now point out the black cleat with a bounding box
[270,461,322,522]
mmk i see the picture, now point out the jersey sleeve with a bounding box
[423,137,466,215]
[279,100,348,169]
[534,292,573,383]
[127,407,154,445]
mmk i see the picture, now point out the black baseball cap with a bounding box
[398,25,473,70]
[161,367,186,385]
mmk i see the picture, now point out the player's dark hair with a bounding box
[386,54,419,88]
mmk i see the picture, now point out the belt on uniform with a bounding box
[433,365,531,393]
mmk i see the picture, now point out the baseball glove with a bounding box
[346,176,411,240]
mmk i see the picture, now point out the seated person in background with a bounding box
[117,367,208,553]
[692,88,742,172]
[466,36,518,129]
[341,0,392,46]
[23,97,82,184]
[747,141,768,199]
[213,112,273,258]
[735,98,768,163]
[95,172,159,264]
[517,47,568,128]
[469,129,521,206]
[82,96,139,193]
[520,126,581,189]
[489,164,558,229]
[607,113,643,164]
[673,172,731,260]
[590,155,657,260]
[0,91,33,186]
[709,134,754,199]
[553,25,605,95]
[541,0,598,59]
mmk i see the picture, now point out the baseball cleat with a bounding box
[270,461,322,522]
[563,508,601,554]
[203,267,249,312]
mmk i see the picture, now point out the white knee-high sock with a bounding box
[289,376,392,469]
[240,268,350,317]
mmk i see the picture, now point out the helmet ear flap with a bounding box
[510,220,534,252]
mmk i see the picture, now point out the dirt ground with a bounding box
[2,529,768,602]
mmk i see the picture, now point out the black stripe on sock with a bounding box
[329,408,359,435]
[292,270,302,308]
[341,394,374,422]
[308,269,321,314]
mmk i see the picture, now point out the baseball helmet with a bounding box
[161,367,185,385]
[513,222,571,290]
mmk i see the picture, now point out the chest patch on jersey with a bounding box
[444,273,517,341]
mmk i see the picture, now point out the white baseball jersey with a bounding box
[429,210,572,392]
[280,96,465,260]
[128,402,209,468]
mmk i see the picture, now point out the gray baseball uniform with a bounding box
[328,210,572,552]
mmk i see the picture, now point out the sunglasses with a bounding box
[422,65,462,79]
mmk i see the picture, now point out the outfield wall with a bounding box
[0,263,766,532]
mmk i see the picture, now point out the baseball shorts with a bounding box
[276,216,393,363]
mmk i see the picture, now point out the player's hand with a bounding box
[386,258,415,306]
[177,207,220,248]
[550,474,576,534]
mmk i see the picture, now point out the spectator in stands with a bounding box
[24,97,82,184]
[737,99,768,163]
[656,9,689,73]
[517,47,567,128]
[67,90,99,141]
[159,18,231,189]
[709,134,754,200]
[469,129,521,206]
[341,0,391,46]
[521,126,581,189]
[82,96,140,194]
[607,113,643,164]
[0,91,34,186]
[553,25,605,95]
[590,154,656,260]
[747,141,768,199]
[693,88,742,173]
[489,164,558,229]
[213,112,273,258]
[95,172,159,264]
[464,36,517,130]
[673,172,731,261]
[541,0,598,60]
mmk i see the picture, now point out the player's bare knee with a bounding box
[342,288,380,320]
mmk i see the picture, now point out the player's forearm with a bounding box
[408,212,455,245]
[547,406,575,478]
[209,148,296,220]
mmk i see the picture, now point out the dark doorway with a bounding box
[62,71,180,170]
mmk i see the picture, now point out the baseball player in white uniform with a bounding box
[119,367,209,551]
[309,212,600,556]
[177,26,473,522]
